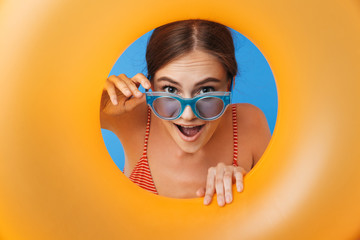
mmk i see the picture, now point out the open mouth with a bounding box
[174,124,205,138]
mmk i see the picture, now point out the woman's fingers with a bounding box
[116,74,141,98]
[132,73,151,90]
[103,73,152,117]
[104,80,118,105]
[107,75,132,98]
[121,73,151,98]
[234,167,246,192]
[215,163,226,207]
[121,75,143,98]
[107,73,151,102]
[223,167,233,204]
[202,164,246,207]
[102,73,149,116]
[204,167,216,205]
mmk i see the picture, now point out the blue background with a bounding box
[101,28,278,171]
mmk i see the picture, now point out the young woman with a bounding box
[100,19,271,207]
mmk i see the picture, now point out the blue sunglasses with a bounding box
[145,91,231,121]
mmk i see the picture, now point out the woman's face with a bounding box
[152,49,231,153]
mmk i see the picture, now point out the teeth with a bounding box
[181,125,198,128]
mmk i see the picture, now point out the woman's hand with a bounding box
[100,73,151,116]
[196,163,246,207]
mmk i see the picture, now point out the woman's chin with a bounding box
[177,142,202,154]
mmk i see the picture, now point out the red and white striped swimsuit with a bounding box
[129,104,239,195]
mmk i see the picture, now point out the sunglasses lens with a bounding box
[196,97,224,119]
[153,97,181,119]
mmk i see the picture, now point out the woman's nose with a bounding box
[180,105,197,121]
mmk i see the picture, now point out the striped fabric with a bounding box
[232,105,238,166]
[129,104,239,195]
[129,107,158,194]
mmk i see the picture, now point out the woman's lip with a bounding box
[176,124,203,127]
[174,123,205,142]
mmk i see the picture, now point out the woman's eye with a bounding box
[199,87,215,94]
[163,86,178,94]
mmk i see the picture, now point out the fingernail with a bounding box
[217,196,224,206]
[237,183,243,192]
[204,197,210,205]
[144,82,151,88]
[226,195,232,203]
[112,97,118,105]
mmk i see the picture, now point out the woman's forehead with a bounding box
[154,50,227,84]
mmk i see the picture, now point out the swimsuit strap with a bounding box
[142,106,151,157]
[129,107,158,194]
[232,105,238,166]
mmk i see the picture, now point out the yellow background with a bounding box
[0,0,359,239]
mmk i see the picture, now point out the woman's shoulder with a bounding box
[232,103,270,134]
[233,103,271,165]
[233,102,262,112]
[233,102,266,121]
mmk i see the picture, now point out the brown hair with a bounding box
[146,19,238,88]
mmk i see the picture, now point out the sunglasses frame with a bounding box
[145,91,231,121]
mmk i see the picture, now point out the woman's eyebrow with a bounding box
[194,78,222,87]
[156,77,181,86]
